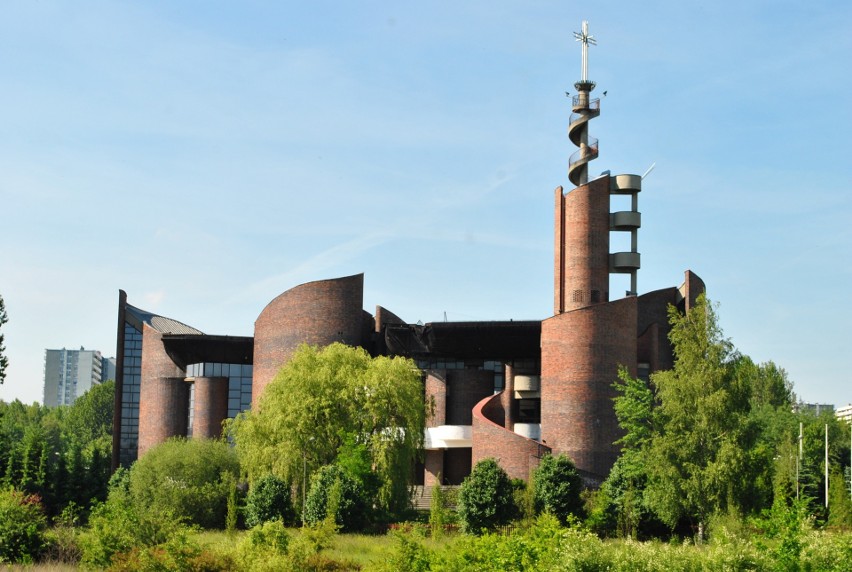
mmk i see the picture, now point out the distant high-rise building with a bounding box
[101,356,117,383]
[836,404,852,424]
[43,347,113,406]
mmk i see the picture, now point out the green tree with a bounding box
[600,367,668,539]
[233,343,424,517]
[0,488,47,564]
[0,295,8,384]
[244,473,294,528]
[128,438,240,529]
[63,380,114,445]
[532,453,584,525]
[302,464,370,532]
[457,458,517,534]
[643,295,752,540]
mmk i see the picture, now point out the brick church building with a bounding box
[111,24,704,486]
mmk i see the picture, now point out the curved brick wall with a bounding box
[252,274,365,405]
[192,376,229,440]
[554,176,611,314]
[637,287,678,372]
[138,377,189,457]
[683,270,705,312]
[375,305,405,331]
[138,323,189,457]
[472,393,551,480]
[540,296,637,478]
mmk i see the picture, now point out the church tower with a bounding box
[542,21,643,480]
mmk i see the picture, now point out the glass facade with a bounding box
[416,358,506,392]
[186,362,253,422]
[119,323,142,467]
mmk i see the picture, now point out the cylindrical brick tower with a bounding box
[138,378,189,457]
[192,376,229,439]
[541,298,636,477]
[541,20,642,480]
[252,274,365,406]
[137,323,190,457]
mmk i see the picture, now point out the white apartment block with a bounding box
[43,347,114,406]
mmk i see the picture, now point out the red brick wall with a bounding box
[540,296,637,478]
[138,324,189,457]
[472,393,551,481]
[554,176,611,314]
[424,449,444,486]
[192,376,229,440]
[425,371,447,427]
[501,364,515,429]
[683,270,705,312]
[637,287,679,372]
[374,305,405,332]
[252,274,365,405]
[446,370,494,426]
[138,378,189,457]
[444,448,472,485]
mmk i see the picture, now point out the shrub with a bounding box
[303,464,371,532]
[532,453,584,525]
[106,530,235,572]
[128,438,240,529]
[0,488,47,563]
[245,473,294,528]
[457,458,517,535]
[79,491,188,569]
[429,479,448,539]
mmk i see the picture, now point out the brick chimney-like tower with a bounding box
[541,21,642,481]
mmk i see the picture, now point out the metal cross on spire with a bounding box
[573,20,596,82]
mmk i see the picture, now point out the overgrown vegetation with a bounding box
[1,298,851,568]
[457,458,517,534]
[0,380,114,519]
[127,437,240,529]
[232,343,425,519]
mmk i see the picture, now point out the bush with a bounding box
[0,488,47,563]
[245,473,294,527]
[303,464,371,532]
[532,453,584,525]
[128,438,240,529]
[79,490,189,568]
[457,458,517,535]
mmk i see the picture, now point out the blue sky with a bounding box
[1,1,850,407]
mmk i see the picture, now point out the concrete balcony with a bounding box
[424,425,472,450]
[610,211,641,231]
[513,423,541,441]
[609,251,641,273]
[514,374,541,399]
[609,173,641,195]
[514,375,540,391]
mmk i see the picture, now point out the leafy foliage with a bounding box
[0,381,114,518]
[128,438,239,529]
[532,453,584,525]
[79,472,191,569]
[233,343,425,518]
[244,473,294,528]
[0,488,47,563]
[0,294,8,384]
[457,458,517,534]
[303,464,370,532]
[602,295,828,540]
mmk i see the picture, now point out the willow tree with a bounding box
[233,343,425,516]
